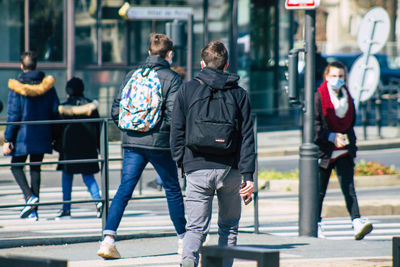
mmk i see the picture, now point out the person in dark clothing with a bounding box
[170,41,255,267]
[2,51,59,221]
[54,77,102,220]
[97,33,186,259]
[147,66,187,191]
[314,61,373,240]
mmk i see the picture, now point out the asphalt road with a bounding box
[258,147,400,172]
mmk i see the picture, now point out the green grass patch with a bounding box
[258,169,299,181]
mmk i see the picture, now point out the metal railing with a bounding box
[0,117,111,229]
[0,116,261,234]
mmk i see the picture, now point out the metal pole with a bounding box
[361,102,368,140]
[253,114,259,234]
[203,0,209,46]
[375,91,382,139]
[187,14,194,80]
[97,0,103,66]
[298,10,319,237]
[397,97,400,137]
[67,0,75,80]
[100,119,110,231]
[229,0,238,73]
[24,0,29,51]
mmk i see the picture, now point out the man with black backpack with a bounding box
[97,33,186,259]
[171,41,255,267]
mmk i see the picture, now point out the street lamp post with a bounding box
[298,9,319,237]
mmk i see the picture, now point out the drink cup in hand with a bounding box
[342,134,349,145]
[240,182,252,205]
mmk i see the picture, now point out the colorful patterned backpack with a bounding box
[118,67,163,132]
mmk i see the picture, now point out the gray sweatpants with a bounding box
[182,168,242,267]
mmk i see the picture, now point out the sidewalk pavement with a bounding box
[0,189,395,267]
[0,125,399,266]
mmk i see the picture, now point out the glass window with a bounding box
[0,0,24,62]
[102,19,127,64]
[75,0,98,65]
[29,0,64,62]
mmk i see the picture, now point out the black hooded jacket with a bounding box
[170,67,255,181]
[111,55,182,150]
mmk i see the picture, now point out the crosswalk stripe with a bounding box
[257,220,400,240]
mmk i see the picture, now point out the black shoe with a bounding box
[55,209,71,220]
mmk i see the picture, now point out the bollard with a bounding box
[0,255,67,267]
[201,246,279,267]
[394,236,400,267]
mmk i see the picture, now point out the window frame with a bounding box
[0,0,67,69]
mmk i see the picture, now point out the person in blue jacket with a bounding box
[2,51,59,221]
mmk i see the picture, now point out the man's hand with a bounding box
[240,181,254,204]
[3,142,11,155]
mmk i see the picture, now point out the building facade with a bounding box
[0,0,398,130]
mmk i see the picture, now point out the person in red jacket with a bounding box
[314,61,373,240]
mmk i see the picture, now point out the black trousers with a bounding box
[11,154,44,204]
[317,154,360,221]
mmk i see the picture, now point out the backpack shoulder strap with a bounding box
[187,78,212,110]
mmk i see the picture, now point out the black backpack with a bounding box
[185,78,239,155]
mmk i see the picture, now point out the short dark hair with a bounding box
[148,33,173,58]
[21,51,37,71]
[201,41,228,70]
[323,61,347,81]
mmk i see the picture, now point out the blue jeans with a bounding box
[103,147,186,237]
[62,171,101,210]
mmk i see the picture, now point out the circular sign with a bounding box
[357,7,390,54]
[348,54,380,105]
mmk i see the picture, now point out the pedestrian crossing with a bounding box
[0,183,399,243]
[249,218,400,241]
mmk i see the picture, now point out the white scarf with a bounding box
[328,87,348,118]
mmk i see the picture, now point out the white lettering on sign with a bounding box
[126,7,193,20]
[285,0,320,10]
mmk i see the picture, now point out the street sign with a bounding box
[119,3,192,20]
[285,0,320,10]
[357,7,390,54]
[348,54,380,106]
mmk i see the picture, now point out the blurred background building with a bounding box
[0,0,399,131]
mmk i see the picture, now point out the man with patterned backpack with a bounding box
[97,33,186,259]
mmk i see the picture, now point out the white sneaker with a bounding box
[353,217,373,240]
[26,210,38,222]
[97,241,121,259]
[317,222,325,238]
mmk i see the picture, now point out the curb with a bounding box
[261,174,400,192]
[323,200,400,218]
[0,231,178,249]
